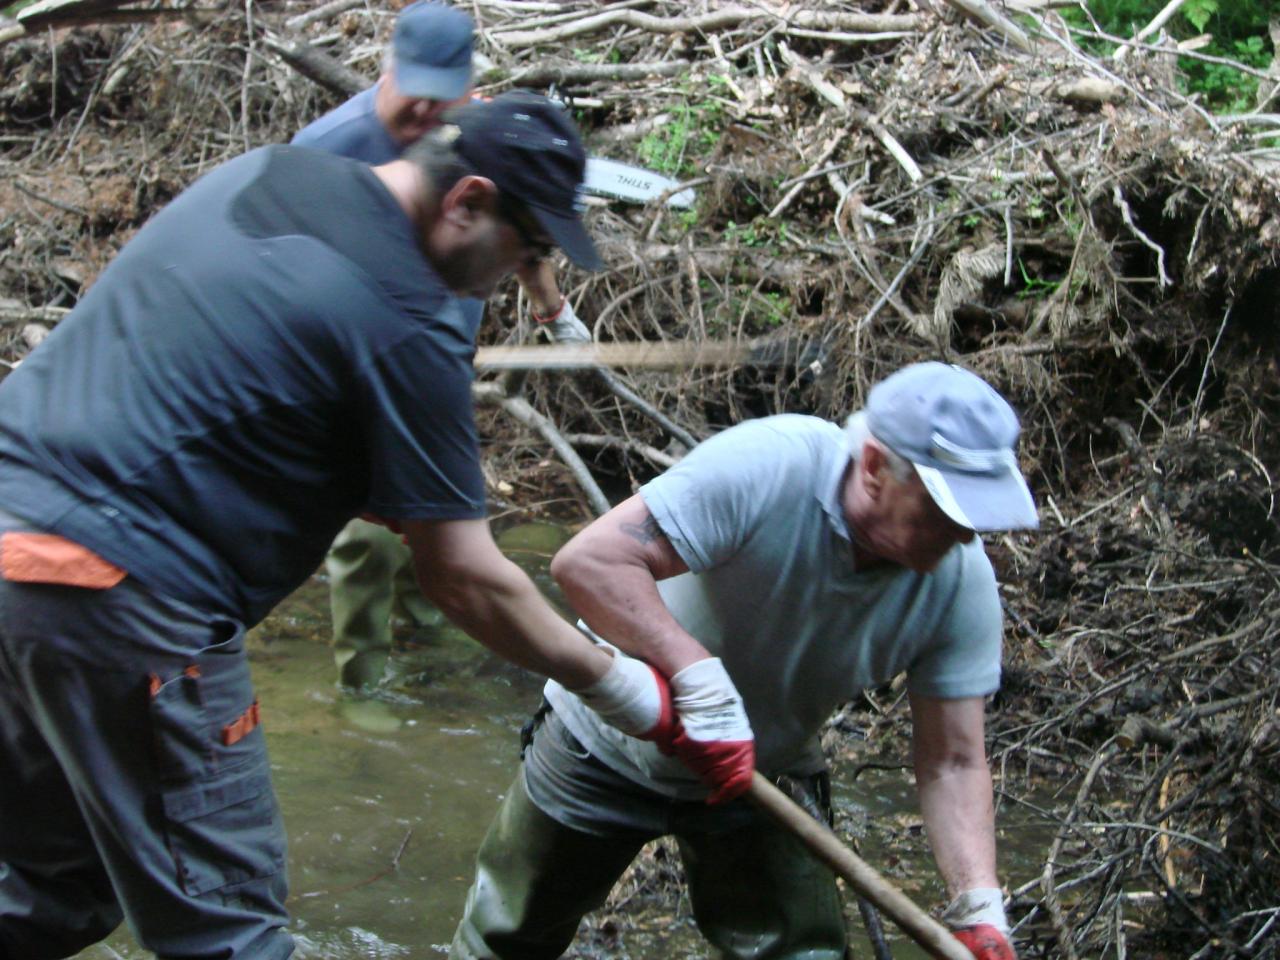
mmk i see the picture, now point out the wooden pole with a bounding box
[747,773,973,960]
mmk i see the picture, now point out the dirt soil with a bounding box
[1,2,1278,957]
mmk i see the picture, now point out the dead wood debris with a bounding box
[2,2,1279,956]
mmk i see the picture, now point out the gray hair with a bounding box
[402,124,475,197]
[844,411,915,482]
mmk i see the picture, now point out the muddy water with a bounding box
[72,521,1052,959]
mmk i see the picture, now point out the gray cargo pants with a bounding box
[0,512,292,959]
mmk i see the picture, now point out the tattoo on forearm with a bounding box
[620,514,665,546]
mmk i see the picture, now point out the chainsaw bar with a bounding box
[583,157,695,208]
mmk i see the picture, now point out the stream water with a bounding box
[70,522,1053,960]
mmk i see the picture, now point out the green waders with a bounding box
[451,709,847,960]
[324,518,440,688]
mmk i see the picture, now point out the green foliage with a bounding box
[724,219,767,247]
[1181,0,1218,34]
[573,47,623,65]
[1062,0,1274,113]
[1181,34,1272,114]
[1015,258,1060,300]
[708,287,794,335]
[635,86,725,177]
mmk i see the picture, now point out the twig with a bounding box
[859,200,936,331]
[768,129,848,220]
[1113,0,1187,62]
[13,180,87,217]
[1111,185,1170,288]
[285,0,364,32]
[777,43,921,184]
[295,828,414,900]
[939,0,1035,54]
[473,382,611,516]
[1041,739,1117,960]
[1189,302,1231,432]
[562,432,679,468]
[508,59,690,88]
[496,7,921,50]
[263,31,367,97]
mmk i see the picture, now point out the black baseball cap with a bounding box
[443,91,602,271]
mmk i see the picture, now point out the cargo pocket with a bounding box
[148,621,286,897]
[160,762,286,897]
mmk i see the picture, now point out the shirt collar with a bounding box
[817,450,853,542]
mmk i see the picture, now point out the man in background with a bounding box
[294,1,589,689]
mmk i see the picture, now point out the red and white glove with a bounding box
[669,657,755,805]
[568,644,676,751]
[943,888,1016,960]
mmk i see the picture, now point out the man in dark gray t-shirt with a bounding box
[0,93,650,960]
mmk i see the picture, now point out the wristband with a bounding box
[531,297,566,325]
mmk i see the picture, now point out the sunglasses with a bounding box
[498,195,555,264]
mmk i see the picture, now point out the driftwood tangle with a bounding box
[1,2,1279,957]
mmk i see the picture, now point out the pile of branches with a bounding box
[2,1,1278,956]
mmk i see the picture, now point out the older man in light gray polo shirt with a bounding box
[450,362,1036,960]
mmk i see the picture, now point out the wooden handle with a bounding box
[747,772,973,960]
[473,340,758,371]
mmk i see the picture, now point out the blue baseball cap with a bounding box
[444,90,602,270]
[391,2,473,101]
[864,362,1038,531]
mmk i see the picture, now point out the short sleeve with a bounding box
[359,320,487,522]
[907,542,1004,698]
[639,419,803,573]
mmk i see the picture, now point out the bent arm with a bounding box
[909,693,1001,896]
[402,516,611,691]
[550,494,709,676]
[515,259,564,319]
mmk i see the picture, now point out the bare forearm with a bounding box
[917,763,1000,896]
[421,553,610,690]
[556,557,708,676]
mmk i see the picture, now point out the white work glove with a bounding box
[669,657,755,805]
[536,298,591,344]
[568,643,674,747]
[943,888,1016,960]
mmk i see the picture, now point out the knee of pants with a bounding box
[681,815,847,960]
[451,772,641,960]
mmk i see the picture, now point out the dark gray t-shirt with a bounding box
[0,145,487,625]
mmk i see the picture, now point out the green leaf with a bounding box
[1182,0,1218,34]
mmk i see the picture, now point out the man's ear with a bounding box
[440,175,497,230]
[859,441,888,500]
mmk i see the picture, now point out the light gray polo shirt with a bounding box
[545,414,1003,800]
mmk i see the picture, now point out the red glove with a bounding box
[944,889,1016,960]
[568,644,676,750]
[953,924,1016,960]
[668,657,755,804]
